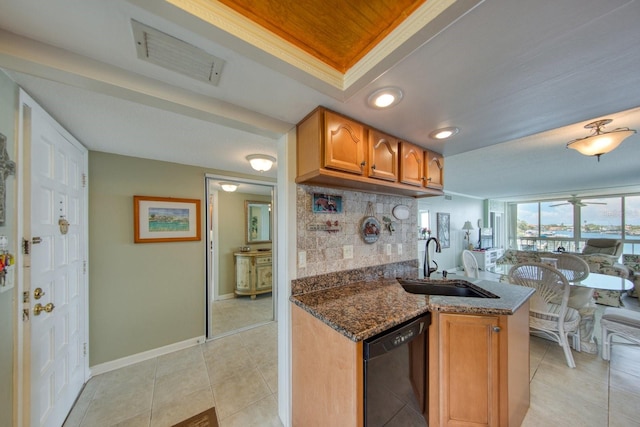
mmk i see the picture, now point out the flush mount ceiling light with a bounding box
[247,154,276,172]
[367,87,403,109]
[566,119,636,161]
[429,127,460,140]
[219,182,238,192]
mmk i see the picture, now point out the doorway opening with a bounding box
[205,174,276,340]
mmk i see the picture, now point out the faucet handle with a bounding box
[442,270,448,279]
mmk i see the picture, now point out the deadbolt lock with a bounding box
[34,287,45,300]
[33,302,55,316]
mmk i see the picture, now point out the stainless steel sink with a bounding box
[396,278,499,298]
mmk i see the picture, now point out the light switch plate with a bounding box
[386,244,392,255]
[298,251,306,268]
[343,245,353,259]
[397,243,403,255]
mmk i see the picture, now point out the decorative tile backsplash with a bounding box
[296,184,418,278]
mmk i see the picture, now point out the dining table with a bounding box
[486,264,633,291]
[486,263,634,355]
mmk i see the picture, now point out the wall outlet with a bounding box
[386,244,392,255]
[397,243,403,255]
[298,251,307,268]
[343,245,353,259]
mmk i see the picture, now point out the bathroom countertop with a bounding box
[290,275,534,342]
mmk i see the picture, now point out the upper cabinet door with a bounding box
[323,110,366,175]
[368,129,398,182]
[399,141,424,187]
[425,150,444,190]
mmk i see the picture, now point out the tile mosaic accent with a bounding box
[296,184,418,278]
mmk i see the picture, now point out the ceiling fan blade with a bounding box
[585,202,607,205]
[549,203,569,207]
[576,202,586,207]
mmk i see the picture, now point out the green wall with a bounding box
[88,152,273,365]
[0,70,18,426]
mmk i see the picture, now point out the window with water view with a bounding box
[513,195,640,254]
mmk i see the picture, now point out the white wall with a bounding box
[417,194,485,272]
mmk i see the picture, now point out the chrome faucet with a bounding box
[424,237,442,278]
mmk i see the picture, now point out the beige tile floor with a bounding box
[211,294,273,337]
[64,322,280,427]
[65,297,640,427]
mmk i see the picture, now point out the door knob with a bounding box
[33,302,55,316]
[34,287,45,300]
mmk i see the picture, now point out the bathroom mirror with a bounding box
[245,200,271,243]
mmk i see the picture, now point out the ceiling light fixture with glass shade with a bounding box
[429,126,460,140]
[247,154,276,172]
[566,119,636,161]
[367,87,403,109]
[219,182,238,192]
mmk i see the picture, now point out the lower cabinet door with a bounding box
[439,313,500,427]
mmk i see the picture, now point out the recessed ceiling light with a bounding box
[429,127,460,140]
[367,87,403,109]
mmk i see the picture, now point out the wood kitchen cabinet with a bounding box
[425,150,444,190]
[234,251,272,299]
[296,106,443,197]
[292,304,364,427]
[367,128,398,182]
[399,140,425,187]
[323,110,366,174]
[428,303,530,427]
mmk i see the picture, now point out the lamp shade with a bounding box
[567,130,634,157]
[247,154,276,172]
[566,119,636,161]
[462,221,474,231]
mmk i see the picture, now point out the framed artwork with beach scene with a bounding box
[134,195,201,243]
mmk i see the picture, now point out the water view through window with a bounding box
[514,195,640,253]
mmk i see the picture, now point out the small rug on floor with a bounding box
[171,407,219,427]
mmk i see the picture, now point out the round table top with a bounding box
[488,264,633,291]
[576,272,633,291]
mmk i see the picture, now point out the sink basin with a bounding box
[397,278,499,298]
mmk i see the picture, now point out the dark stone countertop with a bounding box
[290,274,534,342]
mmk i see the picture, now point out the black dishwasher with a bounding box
[363,313,430,427]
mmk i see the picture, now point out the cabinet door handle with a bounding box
[371,164,376,170]
[493,326,501,333]
[360,161,366,168]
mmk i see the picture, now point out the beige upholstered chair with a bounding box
[582,238,623,257]
[462,250,479,279]
[508,263,581,368]
[601,308,640,360]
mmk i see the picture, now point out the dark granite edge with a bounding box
[291,275,535,342]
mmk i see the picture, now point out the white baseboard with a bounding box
[216,293,235,301]
[89,335,206,377]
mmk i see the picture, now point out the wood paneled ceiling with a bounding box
[215,0,427,73]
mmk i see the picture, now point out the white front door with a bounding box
[21,92,88,427]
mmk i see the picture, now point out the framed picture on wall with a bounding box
[437,212,450,248]
[133,195,201,243]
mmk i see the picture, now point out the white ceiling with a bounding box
[1,0,639,202]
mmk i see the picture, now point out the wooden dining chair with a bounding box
[508,262,581,368]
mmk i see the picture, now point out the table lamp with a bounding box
[462,221,474,250]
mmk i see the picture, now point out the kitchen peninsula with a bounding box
[290,266,534,427]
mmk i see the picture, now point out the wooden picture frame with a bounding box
[245,200,272,244]
[134,195,201,243]
[437,212,450,249]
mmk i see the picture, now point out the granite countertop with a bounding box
[290,275,535,342]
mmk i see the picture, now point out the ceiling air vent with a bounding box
[132,20,225,86]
